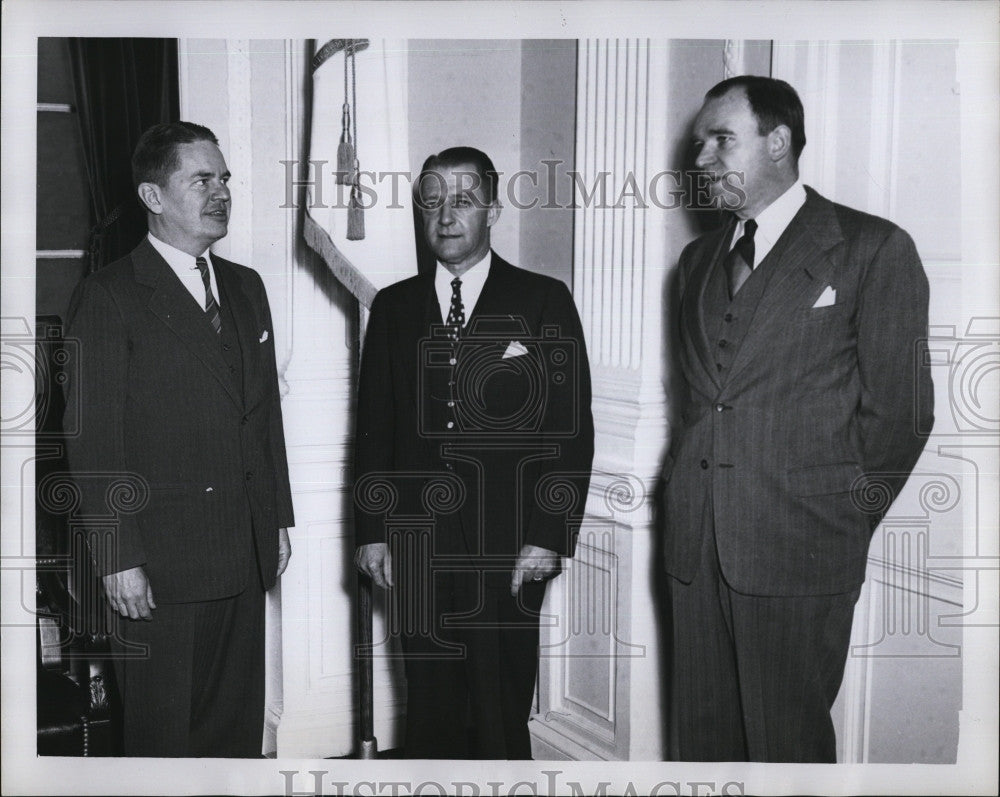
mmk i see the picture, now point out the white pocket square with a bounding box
[259,330,269,343]
[812,286,837,308]
[502,340,528,359]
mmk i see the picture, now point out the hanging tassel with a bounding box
[336,101,355,185]
[347,178,365,241]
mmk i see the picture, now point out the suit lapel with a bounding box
[132,238,242,408]
[685,221,734,392]
[396,272,439,398]
[214,257,260,410]
[466,253,532,337]
[725,188,844,385]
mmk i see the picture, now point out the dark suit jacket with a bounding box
[354,252,594,579]
[63,238,295,603]
[664,187,934,596]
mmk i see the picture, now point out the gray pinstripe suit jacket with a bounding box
[63,238,295,603]
[664,187,934,596]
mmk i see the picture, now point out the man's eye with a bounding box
[453,198,471,208]
[717,136,733,148]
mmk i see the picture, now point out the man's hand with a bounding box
[276,528,292,578]
[103,566,156,620]
[354,543,393,589]
[510,544,559,596]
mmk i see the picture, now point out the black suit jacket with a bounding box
[354,253,594,579]
[63,238,295,603]
[664,187,934,595]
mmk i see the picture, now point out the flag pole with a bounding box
[357,572,378,758]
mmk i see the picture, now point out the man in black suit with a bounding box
[353,147,594,758]
[63,122,295,757]
[664,76,934,762]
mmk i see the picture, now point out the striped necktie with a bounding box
[195,256,222,334]
[725,218,757,299]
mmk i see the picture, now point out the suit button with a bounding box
[449,357,457,366]
[445,463,454,471]
[223,343,232,351]
[700,459,709,469]
[724,313,733,323]
[245,470,254,481]
[241,415,249,425]
[229,365,237,373]
[716,363,723,372]
[447,401,455,408]
[446,421,454,429]
[715,403,724,412]
[718,339,728,349]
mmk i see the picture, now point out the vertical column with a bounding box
[531,38,684,761]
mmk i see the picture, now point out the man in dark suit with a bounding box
[353,147,594,759]
[63,122,294,757]
[664,77,934,762]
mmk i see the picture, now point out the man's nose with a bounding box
[212,181,231,201]
[438,202,454,225]
[694,146,714,170]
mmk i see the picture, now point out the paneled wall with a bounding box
[531,38,720,761]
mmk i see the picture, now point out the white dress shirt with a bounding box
[148,233,220,307]
[728,180,807,269]
[434,252,491,326]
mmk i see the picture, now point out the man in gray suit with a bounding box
[664,76,933,762]
[64,122,294,756]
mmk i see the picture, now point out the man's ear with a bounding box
[768,124,792,163]
[486,201,502,228]
[137,182,163,215]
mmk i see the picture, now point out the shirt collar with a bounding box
[434,250,492,290]
[147,232,212,274]
[745,179,807,259]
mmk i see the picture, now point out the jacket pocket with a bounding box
[786,461,863,496]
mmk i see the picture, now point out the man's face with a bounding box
[144,140,231,255]
[418,163,499,272]
[692,88,774,217]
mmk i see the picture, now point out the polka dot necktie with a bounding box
[446,277,465,334]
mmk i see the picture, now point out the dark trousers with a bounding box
[109,570,266,758]
[398,567,546,759]
[668,522,860,762]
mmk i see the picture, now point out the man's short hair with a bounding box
[417,146,499,206]
[132,121,219,189]
[706,76,807,161]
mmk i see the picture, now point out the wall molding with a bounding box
[225,39,253,266]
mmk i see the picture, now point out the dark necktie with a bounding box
[446,277,465,333]
[725,218,757,299]
[195,256,222,334]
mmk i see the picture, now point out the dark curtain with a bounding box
[68,38,179,271]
